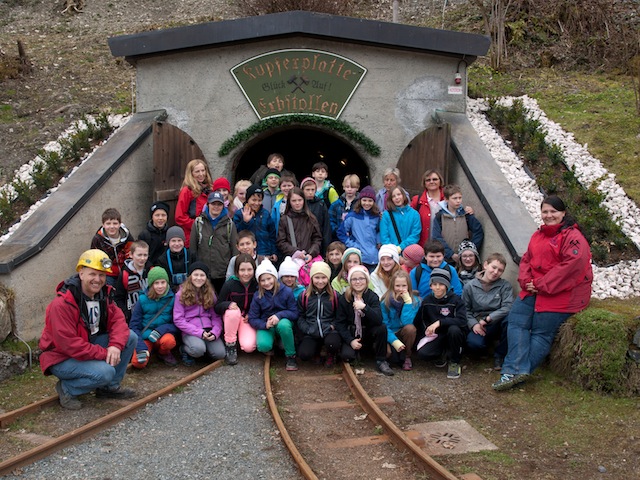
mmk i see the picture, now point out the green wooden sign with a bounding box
[231,49,367,120]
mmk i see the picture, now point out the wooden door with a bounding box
[152,121,205,226]
[396,124,451,198]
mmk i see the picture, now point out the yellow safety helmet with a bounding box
[76,249,113,273]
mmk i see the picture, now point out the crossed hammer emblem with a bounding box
[288,75,310,93]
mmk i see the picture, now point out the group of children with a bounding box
[90,154,512,378]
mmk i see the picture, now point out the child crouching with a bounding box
[130,267,178,368]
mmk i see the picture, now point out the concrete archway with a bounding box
[232,127,371,190]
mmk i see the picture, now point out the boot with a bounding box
[225,342,238,366]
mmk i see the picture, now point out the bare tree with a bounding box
[470,0,513,71]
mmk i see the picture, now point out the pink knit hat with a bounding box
[347,265,370,283]
[300,177,316,189]
[402,244,424,269]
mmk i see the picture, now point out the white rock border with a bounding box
[467,96,640,300]
[0,114,130,245]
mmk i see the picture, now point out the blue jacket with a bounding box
[380,205,422,251]
[233,206,277,256]
[432,203,484,260]
[248,283,299,330]
[337,209,380,265]
[129,289,177,353]
[410,260,463,298]
[328,193,358,239]
[381,295,420,344]
[272,198,286,235]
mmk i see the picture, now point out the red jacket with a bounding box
[175,185,210,246]
[39,277,131,375]
[518,223,593,313]
[411,188,444,247]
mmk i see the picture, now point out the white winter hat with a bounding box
[255,258,278,280]
[278,256,299,279]
[378,244,400,264]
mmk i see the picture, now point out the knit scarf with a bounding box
[354,294,364,338]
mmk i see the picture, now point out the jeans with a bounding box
[466,318,508,359]
[50,330,137,396]
[502,295,571,375]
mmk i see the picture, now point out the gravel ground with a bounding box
[4,355,302,480]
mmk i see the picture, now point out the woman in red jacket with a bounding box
[493,196,593,391]
[410,169,445,247]
[175,159,213,246]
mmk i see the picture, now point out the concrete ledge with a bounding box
[0,110,166,273]
[436,110,537,263]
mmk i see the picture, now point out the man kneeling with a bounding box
[39,249,137,409]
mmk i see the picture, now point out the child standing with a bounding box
[415,268,467,379]
[129,267,178,368]
[233,179,252,212]
[337,186,380,270]
[326,241,346,282]
[173,262,225,366]
[272,173,298,234]
[276,187,322,261]
[301,177,332,252]
[157,226,190,293]
[329,174,360,239]
[370,244,402,299]
[432,184,484,264]
[335,265,393,376]
[296,262,342,367]
[457,240,481,286]
[331,247,363,294]
[380,186,422,253]
[215,254,259,365]
[138,201,170,266]
[261,168,282,214]
[381,271,419,371]
[249,152,292,185]
[249,259,299,371]
[279,256,305,299]
[90,207,134,286]
[464,253,514,370]
[233,184,278,262]
[114,240,150,323]
[311,161,339,208]
[190,191,239,293]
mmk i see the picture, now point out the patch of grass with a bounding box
[0,104,15,123]
[0,366,56,411]
[0,335,35,355]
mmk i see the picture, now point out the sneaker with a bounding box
[95,386,136,399]
[434,355,447,368]
[402,357,413,371]
[180,345,195,367]
[158,351,178,366]
[324,354,335,368]
[55,381,82,410]
[377,360,394,376]
[225,342,238,366]
[493,356,504,371]
[492,373,529,391]
[447,362,461,379]
[285,356,299,371]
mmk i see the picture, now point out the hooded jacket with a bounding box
[337,209,380,265]
[462,275,514,329]
[248,283,299,330]
[381,294,420,344]
[129,288,177,353]
[138,220,168,266]
[432,202,484,261]
[190,206,238,280]
[328,192,358,238]
[175,185,210,246]
[296,290,337,338]
[414,291,466,338]
[173,288,222,339]
[113,259,149,321]
[380,204,422,251]
[90,224,134,278]
[233,205,277,256]
[518,223,592,313]
[39,276,131,375]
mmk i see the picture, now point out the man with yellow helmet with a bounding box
[39,249,137,409]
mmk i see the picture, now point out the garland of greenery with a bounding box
[217,114,381,157]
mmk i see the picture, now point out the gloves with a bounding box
[148,330,161,342]
[401,292,412,304]
[136,351,150,364]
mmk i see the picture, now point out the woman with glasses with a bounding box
[410,170,445,247]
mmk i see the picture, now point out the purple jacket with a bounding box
[173,288,222,339]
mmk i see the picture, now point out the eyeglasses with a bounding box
[425,178,440,183]
[351,277,367,283]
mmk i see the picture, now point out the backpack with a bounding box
[194,216,232,246]
[414,262,453,288]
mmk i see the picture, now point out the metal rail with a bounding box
[0,360,223,476]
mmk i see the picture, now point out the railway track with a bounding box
[0,360,224,476]
[264,357,483,480]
